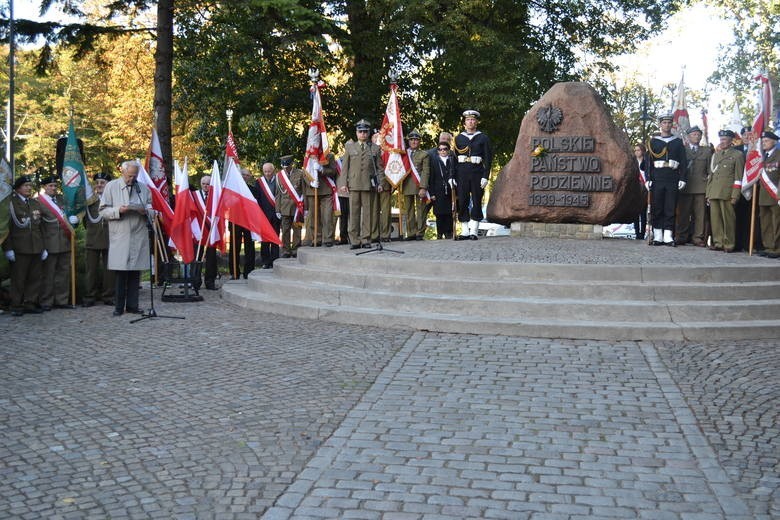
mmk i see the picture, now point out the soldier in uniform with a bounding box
[339,119,385,249]
[276,155,306,258]
[706,129,745,252]
[401,130,430,240]
[3,175,45,316]
[82,172,115,306]
[256,162,280,267]
[676,126,712,246]
[646,113,688,245]
[757,130,780,257]
[453,110,492,240]
[303,153,339,247]
[38,175,77,310]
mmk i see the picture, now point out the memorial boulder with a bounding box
[487,82,643,225]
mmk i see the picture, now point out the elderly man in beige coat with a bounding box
[99,160,153,316]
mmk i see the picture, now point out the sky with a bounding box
[13,0,742,142]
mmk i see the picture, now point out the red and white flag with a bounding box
[303,79,331,182]
[217,160,281,245]
[672,71,690,138]
[170,159,199,264]
[742,73,774,199]
[206,160,226,252]
[225,130,240,172]
[145,126,169,202]
[137,160,174,236]
[378,82,412,188]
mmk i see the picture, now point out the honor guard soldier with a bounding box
[453,110,492,240]
[3,175,45,316]
[339,119,385,249]
[83,172,115,306]
[706,129,745,252]
[276,155,306,258]
[757,130,780,257]
[257,163,280,267]
[676,126,712,246]
[38,175,77,309]
[303,153,339,247]
[401,129,431,240]
[646,113,688,245]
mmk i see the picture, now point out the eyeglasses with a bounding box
[438,147,449,151]
[357,129,369,133]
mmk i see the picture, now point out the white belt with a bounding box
[653,159,679,169]
[457,155,482,164]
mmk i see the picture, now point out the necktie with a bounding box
[361,142,365,152]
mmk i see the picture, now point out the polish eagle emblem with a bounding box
[536,104,563,133]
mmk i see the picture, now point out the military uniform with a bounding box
[758,141,780,256]
[676,129,712,245]
[38,191,72,308]
[3,177,45,315]
[647,116,688,245]
[276,158,306,257]
[454,110,492,240]
[83,195,115,305]
[339,123,385,248]
[706,140,745,251]
[401,132,431,240]
[304,153,338,246]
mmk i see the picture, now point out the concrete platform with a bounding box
[221,237,780,341]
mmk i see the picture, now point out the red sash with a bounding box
[38,193,73,238]
[258,177,276,207]
[277,170,304,222]
[323,177,341,216]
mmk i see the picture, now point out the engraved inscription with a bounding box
[529,192,590,207]
[530,155,601,173]
[530,136,595,153]
[530,175,613,192]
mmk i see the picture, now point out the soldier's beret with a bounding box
[41,175,59,186]
[407,129,422,139]
[355,119,371,130]
[462,110,480,119]
[280,155,294,166]
[761,130,779,141]
[718,129,736,138]
[687,126,702,135]
[13,175,32,189]
[657,113,674,123]
[94,172,112,181]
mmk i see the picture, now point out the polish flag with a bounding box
[378,82,412,188]
[145,127,169,202]
[206,160,226,252]
[170,159,198,263]
[742,74,774,199]
[217,159,281,245]
[303,79,330,182]
[137,160,174,236]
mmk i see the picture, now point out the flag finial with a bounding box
[308,68,320,83]
[388,70,399,85]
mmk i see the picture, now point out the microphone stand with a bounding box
[131,201,185,324]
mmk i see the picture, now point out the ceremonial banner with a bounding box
[378,83,412,188]
[742,74,774,199]
[0,157,11,245]
[207,160,226,251]
[672,72,690,137]
[303,78,330,183]
[217,160,281,245]
[61,119,92,216]
[145,126,169,203]
[137,160,174,236]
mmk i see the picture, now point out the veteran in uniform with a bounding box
[400,130,430,240]
[757,130,780,257]
[276,155,306,258]
[706,129,745,252]
[676,126,712,246]
[83,172,115,306]
[339,119,385,249]
[453,110,492,240]
[646,113,688,245]
[303,153,339,247]
[38,175,76,310]
[3,175,45,316]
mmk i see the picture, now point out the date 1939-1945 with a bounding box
[528,192,590,207]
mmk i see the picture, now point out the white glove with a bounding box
[275,212,282,220]
[68,215,79,225]
[678,181,687,191]
[41,249,48,261]
[480,178,488,189]
[4,250,15,262]
[448,178,456,188]
[646,181,653,190]
[310,180,319,188]
[304,210,309,218]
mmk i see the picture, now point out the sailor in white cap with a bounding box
[453,109,492,240]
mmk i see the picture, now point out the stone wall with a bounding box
[511,221,603,240]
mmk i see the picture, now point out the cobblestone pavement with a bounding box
[2,271,778,519]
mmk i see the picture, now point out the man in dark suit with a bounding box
[256,162,281,268]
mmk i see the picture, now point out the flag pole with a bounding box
[226,109,238,279]
[749,184,757,255]
[397,187,404,239]
[314,185,319,246]
[70,231,76,306]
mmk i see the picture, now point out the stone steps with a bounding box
[220,247,780,341]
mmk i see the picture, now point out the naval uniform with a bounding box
[647,134,688,235]
[454,131,492,224]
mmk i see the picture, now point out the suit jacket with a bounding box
[683,144,713,194]
[706,147,745,201]
[429,155,455,215]
[256,176,281,228]
[339,140,385,192]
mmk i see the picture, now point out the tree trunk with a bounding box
[155,0,174,204]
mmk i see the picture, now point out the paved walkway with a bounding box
[1,238,778,519]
